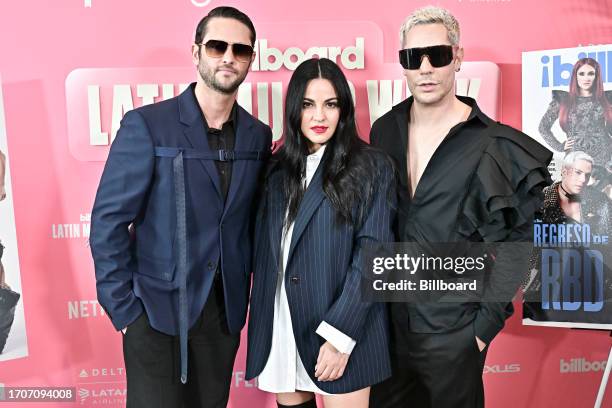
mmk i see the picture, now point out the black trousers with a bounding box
[123,276,240,408]
[370,316,487,408]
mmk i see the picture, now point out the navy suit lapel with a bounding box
[223,105,255,216]
[267,173,286,267]
[286,163,326,262]
[178,86,222,199]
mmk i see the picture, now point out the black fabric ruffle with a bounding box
[457,125,553,242]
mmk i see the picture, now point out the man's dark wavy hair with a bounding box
[194,6,256,46]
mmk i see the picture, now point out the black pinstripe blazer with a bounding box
[246,150,395,394]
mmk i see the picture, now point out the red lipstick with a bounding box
[310,126,328,134]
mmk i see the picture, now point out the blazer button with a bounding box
[290,276,300,284]
[207,261,215,270]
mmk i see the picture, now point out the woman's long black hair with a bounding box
[278,58,383,227]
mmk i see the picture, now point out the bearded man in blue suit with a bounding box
[90,6,272,407]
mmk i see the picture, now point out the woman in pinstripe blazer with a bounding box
[246,58,396,408]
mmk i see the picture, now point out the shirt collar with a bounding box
[190,83,238,132]
[458,95,489,125]
[305,145,326,182]
[397,95,490,127]
[308,144,326,160]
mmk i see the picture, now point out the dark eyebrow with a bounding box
[302,97,339,102]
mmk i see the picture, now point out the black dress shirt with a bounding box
[370,96,552,343]
[202,102,237,202]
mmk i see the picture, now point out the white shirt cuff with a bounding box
[316,321,356,355]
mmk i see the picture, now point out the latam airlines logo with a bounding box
[77,387,126,405]
[76,367,126,405]
[78,388,89,404]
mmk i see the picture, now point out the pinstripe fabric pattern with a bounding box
[247,151,396,394]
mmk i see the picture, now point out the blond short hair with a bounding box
[400,6,460,47]
[563,151,594,169]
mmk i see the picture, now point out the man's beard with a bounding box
[198,60,246,95]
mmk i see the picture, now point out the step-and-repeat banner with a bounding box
[1,1,611,407]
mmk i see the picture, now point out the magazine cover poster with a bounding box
[0,73,28,361]
[522,45,612,329]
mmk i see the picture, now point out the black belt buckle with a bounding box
[218,150,235,162]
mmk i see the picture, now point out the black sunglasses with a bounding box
[199,40,254,62]
[399,45,454,70]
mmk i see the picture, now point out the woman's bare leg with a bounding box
[322,387,369,408]
[277,391,316,407]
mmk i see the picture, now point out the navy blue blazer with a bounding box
[90,84,271,338]
[246,149,395,394]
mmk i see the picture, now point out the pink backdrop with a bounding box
[0,1,611,407]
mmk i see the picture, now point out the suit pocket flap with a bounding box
[136,255,176,282]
